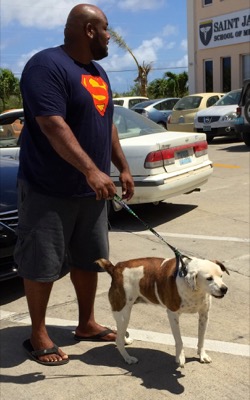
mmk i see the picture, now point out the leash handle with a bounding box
[113,194,182,257]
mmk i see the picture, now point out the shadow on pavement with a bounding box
[0,277,24,305]
[109,201,197,232]
[0,324,191,395]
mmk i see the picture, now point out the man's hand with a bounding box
[86,168,117,200]
[119,171,134,201]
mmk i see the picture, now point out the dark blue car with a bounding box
[0,157,19,280]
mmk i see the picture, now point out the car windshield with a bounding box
[174,96,202,110]
[114,106,165,139]
[0,107,165,147]
[214,90,241,106]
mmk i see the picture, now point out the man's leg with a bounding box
[24,278,69,362]
[70,268,116,340]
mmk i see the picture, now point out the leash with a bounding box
[113,194,190,277]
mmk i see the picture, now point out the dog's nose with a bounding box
[221,286,228,294]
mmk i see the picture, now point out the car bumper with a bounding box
[0,258,18,281]
[113,163,213,205]
[234,123,249,134]
[196,126,237,137]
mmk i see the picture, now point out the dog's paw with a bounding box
[124,355,138,364]
[199,349,212,364]
[176,349,186,368]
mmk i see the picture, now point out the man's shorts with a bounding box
[14,180,109,282]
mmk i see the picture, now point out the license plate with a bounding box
[203,125,211,131]
[235,116,244,125]
[177,150,191,165]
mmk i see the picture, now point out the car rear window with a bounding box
[114,106,165,139]
[215,90,241,106]
[174,96,202,110]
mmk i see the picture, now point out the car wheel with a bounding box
[244,99,250,124]
[242,131,250,146]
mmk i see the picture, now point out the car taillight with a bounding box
[144,149,175,168]
[144,141,208,168]
[167,114,171,124]
[194,140,208,157]
[236,106,242,117]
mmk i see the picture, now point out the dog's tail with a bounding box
[95,258,115,275]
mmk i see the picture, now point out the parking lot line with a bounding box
[213,163,240,169]
[2,313,249,358]
[128,231,250,243]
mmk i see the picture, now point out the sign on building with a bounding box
[198,9,250,49]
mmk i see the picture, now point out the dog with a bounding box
[96,256,229,367]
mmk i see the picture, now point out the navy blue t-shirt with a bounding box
[19,46,113,197]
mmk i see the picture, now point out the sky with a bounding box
[0,0,188,94]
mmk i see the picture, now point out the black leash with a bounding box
[113,194,190,277]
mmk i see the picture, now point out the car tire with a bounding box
[244,99,250,124]
[242,131,250,146]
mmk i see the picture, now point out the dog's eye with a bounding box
[206,277,213,281]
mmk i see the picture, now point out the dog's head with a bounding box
[183,257,229,298]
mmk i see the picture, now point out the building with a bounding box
[187,0,250,94]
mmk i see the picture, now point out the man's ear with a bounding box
[86,22,94,38]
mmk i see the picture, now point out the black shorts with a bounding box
[14,180,109,282]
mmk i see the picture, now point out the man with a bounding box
[14,3,134,365]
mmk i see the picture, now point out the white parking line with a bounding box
[2,313,249,358]
[126,231,250,243]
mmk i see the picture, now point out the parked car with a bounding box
[0,157,19,281]
[235,79,250,146]
[167,92,224,132]
[0,107,213,279]
[194,89,242,143]
[131,98,179,129]
[112,96,148,109]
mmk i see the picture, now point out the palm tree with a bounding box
[164,71,188,97]
[108,28,152,96]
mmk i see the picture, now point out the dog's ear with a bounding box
[184,270,197,290]
[214,260,230,275]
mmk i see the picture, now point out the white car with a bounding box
[0,107,213,207]
[112,96,148,109]
[194,89,242,143]
[235,79,250,146]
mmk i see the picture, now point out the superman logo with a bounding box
[81,75,109,116]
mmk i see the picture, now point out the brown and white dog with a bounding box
[96,256,229,367]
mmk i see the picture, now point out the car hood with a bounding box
[196,105,237,117]
[0,158,18,212]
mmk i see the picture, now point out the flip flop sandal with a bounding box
[23,339,69,366]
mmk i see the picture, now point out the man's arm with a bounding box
[111,123,134,200]
[36,115,117,200]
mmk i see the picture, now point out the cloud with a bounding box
[180,39,187,51]
[117,0,165,11]
[0,0,112,28]
[162,24,178,37]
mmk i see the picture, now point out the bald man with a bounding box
[15,4,134,365]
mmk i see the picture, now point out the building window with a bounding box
[222,57,231,92]
[242,54,250,82]
[204,60,213,92]
[203,0,212,5]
